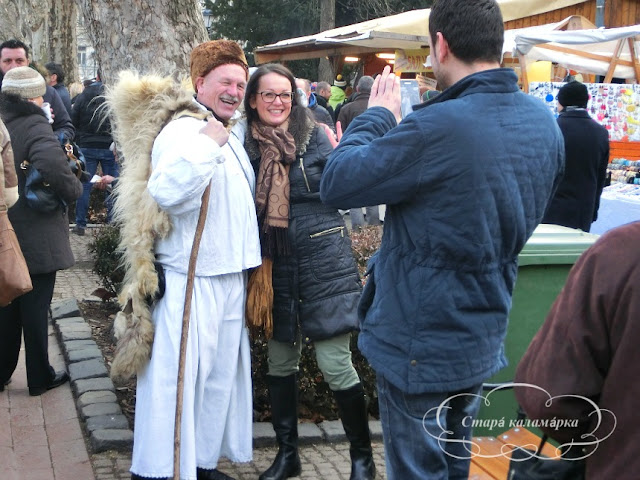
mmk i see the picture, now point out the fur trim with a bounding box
[104,71,207,382]
[0,92,48,122]
[244,105,316,160]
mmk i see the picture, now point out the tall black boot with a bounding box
[259,374,302,480]
[334,383,376,480]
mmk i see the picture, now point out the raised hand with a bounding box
[368,65,402,124]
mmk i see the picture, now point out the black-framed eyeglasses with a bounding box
[259,91,294,103]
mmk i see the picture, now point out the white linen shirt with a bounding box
[148,105,261,276]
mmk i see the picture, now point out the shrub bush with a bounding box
[91,224,382,421]
[88,224,125,296]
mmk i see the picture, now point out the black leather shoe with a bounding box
[0,379,9,392]
[197,468,236,480]
[29,371,70,396]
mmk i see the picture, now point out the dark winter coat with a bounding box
[308,93,334,131]
[246,107,361,343]
[542,108,609,232]
[43,85,75,141]
[321,68,565,394]
[71,81,112,149]
[52,82,73,115]
[315,94,335,122]
[0,93,82,274]
[337,92,370,131]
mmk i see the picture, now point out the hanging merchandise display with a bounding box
[608,158,640,184]
[528,82,640,141]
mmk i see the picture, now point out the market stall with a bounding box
[253,0,601,77]
[514,24,640,90]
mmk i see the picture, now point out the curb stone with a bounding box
[51,298,134,453]
[50,298,384,457]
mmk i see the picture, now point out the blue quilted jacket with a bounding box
[320,68,565,394]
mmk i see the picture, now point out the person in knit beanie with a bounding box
[557,80,589,110]
[0,62,82,399]
[1,66,46,104]
[543,80,609,232]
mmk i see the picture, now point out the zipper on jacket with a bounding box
[299,157,311,192]
[309,226,344,238]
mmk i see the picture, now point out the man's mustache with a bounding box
[220,95,240,104]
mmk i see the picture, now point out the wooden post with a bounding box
[518,53,529,93]
[604,39,625,83]
[627,37,640,84]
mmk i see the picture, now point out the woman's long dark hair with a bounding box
[244,63,299,126]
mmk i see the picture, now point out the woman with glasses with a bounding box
[244,63,375,480]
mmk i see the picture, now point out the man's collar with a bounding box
[193,95,228,126]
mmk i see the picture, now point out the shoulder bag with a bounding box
[0,207,33,306]
[19,139,88,213]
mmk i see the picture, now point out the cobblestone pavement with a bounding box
[59,225,388,480]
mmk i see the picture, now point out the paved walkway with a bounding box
[2,225,388,480]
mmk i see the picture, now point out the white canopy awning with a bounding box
[254,0,592,64]
[515,25,640,79]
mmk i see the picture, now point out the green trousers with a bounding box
[267,332,360,391]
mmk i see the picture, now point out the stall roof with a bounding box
[515,24,640,79]
[503,15,596,55]
[254,0,590,63]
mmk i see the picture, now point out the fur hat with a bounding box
[557,81,589,108]
[334,74,347,88]
[1,66,46,99]
[190,40,248,90]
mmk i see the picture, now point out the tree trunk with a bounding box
[0,0,50,61]
[74,0,208,84]
[318,0,335,83]
[49,0,79,83]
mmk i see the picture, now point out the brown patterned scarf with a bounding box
[251,121,296,257]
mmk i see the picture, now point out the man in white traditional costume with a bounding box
[124,40,261,480]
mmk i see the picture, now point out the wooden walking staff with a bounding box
[173,183,212,480]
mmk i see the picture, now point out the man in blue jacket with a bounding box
[320,0,565,478]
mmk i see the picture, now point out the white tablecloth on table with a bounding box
[591,195,640,234]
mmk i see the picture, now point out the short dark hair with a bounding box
[244,63,299,126]
[45,62,65,83]
[0,39,30,59]
[429,0,504,65]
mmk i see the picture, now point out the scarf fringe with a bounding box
[260,226,291,258]
[246,257,274,339]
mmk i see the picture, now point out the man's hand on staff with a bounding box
[368,65,402,124]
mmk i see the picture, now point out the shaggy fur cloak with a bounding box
[105,72,208,382]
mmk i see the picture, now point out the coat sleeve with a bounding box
[1,119,18,208]
[45,85,75,141]
[320,106,424,208]
[593,128,610,222]
[514,239,615,443]
[26,116,82,204]
[147,118,226,216]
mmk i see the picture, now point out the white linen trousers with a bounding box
[131,269,252,479]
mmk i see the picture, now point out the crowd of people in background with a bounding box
[1,0,633,479]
